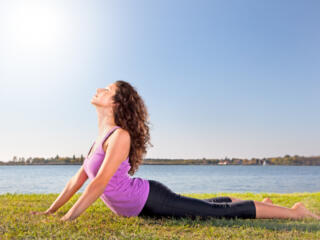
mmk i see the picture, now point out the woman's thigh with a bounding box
[139,180,256,220]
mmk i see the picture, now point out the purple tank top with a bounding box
[83,126,150,217]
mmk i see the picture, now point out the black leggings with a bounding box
[138,180,256,220]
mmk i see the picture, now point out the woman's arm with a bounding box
[60,129,130,221]
[46,165,88,214]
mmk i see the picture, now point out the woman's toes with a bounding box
[291,202,320,220]
[262,197,273,205]
[291,202,304,210]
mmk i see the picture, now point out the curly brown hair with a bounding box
[112,80,152,175]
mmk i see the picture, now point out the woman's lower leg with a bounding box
[228,197,319,220]
[254,200,297,219]
[254,201,320,220]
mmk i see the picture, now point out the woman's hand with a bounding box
[30,209,54,216]
[60,215,71,222]
[60,212,75,222]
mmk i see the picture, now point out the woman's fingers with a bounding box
[30,211,51,215]
[30,211,44,215]
[30,211,40,215]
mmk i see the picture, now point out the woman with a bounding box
[31,80,320,221]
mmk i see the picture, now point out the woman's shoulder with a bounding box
[102,127,130,151]
[114,127,130,140]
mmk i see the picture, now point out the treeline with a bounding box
[1,154,320,166]
[143,155,320,165]
[0,155,85,165]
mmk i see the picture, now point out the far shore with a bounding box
[1,155,320,166]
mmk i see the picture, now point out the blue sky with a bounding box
[0,0,319,161]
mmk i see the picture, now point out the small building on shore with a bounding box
[218,161,228,165]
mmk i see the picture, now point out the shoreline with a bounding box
[1,163,320,166]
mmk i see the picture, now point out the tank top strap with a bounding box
[101,126,121,146]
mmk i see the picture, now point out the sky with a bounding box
[0,0,319,162]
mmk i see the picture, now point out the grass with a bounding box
[1,192,320,239]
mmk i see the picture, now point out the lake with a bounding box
[0,165,319,194]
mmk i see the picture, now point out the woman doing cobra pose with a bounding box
[31,80,320,221]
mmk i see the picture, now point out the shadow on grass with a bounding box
[139,215,320,232]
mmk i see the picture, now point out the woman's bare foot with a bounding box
[262,197,273,205]
[291,202,320,220]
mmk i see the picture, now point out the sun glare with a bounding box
[6,2,66,51]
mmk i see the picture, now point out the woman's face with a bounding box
[91,83,117,108]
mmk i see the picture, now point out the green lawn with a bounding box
[1,192,319,239]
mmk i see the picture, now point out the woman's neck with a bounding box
[96,110,116,138]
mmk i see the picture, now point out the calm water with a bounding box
[0,165,319,194]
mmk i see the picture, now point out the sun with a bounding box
[5,1,67,51]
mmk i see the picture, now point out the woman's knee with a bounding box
[229,197,244,203]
